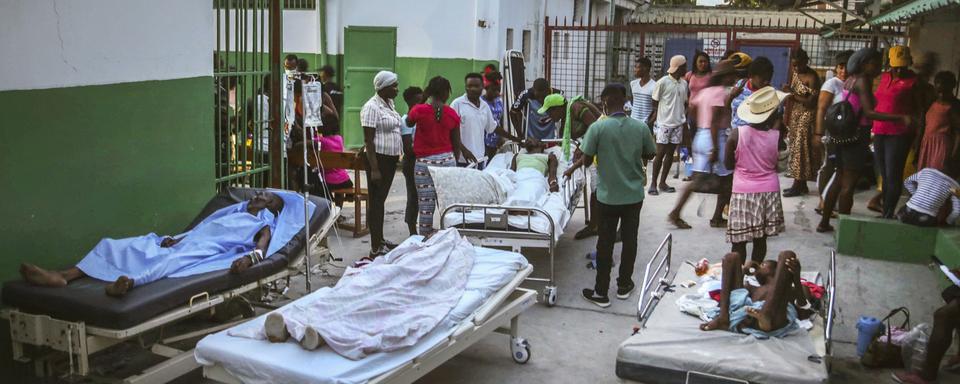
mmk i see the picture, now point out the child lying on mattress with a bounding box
[699,251,814,338]
[511,138,560,193]
[19,191,285,297]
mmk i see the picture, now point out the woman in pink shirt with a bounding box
[318,123,352,208]
[724,86,788,264]
[872,45,919,218]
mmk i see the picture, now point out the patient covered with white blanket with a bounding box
[229,229,474,360]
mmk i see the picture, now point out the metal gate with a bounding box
[214,0,284,191]
[544,14,906,103]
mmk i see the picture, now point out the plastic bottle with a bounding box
[856,316,883,357]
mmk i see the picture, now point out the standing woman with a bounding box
[783,49,822,197]
[360,71,403,257]
[814,50,855,216]
[873,46,919,218]
[406,76,476,236]
[725,87,788,264]
[817,48,911,232]
[684,51,713,178]
[917,71,960,172]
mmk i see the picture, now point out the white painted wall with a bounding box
[909,10,960,78]
[0,0,213,91]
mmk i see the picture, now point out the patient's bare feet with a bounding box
[264,312,290,343]
[20,263,67,287]
[230,256,253,274]
[745,307,774,332]
[299,326,326,350]
[700,316,729,331]
[105,276,133,297]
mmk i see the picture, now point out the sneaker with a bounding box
[616,282,636,300]
[581,289,611,308]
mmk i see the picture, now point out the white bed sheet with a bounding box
[195,243,529,384]
[442,149,582,240]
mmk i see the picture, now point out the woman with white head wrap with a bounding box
[360,70,403,257]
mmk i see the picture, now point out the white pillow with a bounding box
[428,166,507,210]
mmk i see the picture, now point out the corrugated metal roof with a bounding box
[867,0,960,25]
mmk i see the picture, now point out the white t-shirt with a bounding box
[651,75,688,128]
[821,77,845,105]
[630,78,656,122]
[451,95,497,163]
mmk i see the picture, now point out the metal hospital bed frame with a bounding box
[439,140,588,307]
[632,242,839,382]
[1,204,340,384]
[201,265,538,384]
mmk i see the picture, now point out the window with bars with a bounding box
[213,0,315,10]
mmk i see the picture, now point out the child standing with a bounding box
[724,86,788,264]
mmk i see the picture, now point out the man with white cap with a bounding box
[360,70,403,257]
[647,55,689,196]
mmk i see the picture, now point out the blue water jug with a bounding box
[856,316,882,357]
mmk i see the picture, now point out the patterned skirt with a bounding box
[726,191,785,243]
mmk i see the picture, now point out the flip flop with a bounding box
[647,189,659,196]
[663,187,677,193]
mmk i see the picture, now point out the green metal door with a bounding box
[342,26,397,149]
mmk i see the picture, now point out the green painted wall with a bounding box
[0,77,215,284]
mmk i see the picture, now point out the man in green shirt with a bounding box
[565,83,656,307]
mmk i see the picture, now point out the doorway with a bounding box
[342,26,397,149]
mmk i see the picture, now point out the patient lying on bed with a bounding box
[20,191,283,297]
[699,251,812,338]
[511,138,560,193]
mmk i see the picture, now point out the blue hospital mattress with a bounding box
[194,243,529,384]
[1,188,332,330]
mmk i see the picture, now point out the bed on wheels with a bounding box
[440,140,588,307]
[196,241,537,384]
[0,187,338,383]
[616,239,838,384]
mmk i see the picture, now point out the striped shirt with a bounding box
[630,78,656,123]
[904,168,960,225]
[360,95,403,156]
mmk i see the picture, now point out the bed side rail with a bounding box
[637,233,673,325]
[440,204,556,239]
[825,249,837,356]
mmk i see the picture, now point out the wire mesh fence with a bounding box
[545,16,906,103]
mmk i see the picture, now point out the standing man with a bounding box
[648,55,689,196]
[630,57,657,127]
[452,73,510,168]
[318,65,344,114]
[511,78,561,141]
[567,84,656,308]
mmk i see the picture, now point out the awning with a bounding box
[867,0,960,26]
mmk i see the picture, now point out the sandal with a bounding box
[575,226,598,240]
[815,224,834,233]
[668,216,692,229]
[709,219,727,228]
[813,208,838,218]
[647,188,659,196]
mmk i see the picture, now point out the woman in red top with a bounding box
[405,76,476,235]
[872,45,919,218]
[918,71,960,171]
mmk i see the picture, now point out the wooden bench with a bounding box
[290,143,369,238]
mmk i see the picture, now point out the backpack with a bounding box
[823,90,861,144]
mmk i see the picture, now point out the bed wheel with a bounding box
[511,337,531,364]
[544,286,558,307]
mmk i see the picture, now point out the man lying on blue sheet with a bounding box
[699,251,814,338]
[20,191,286,297]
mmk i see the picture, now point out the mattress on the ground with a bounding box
[616,264,828,384]
[195,242,529,384]
[1,188,332,330]
[442,150,581,240]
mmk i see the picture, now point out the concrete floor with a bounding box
[314,171,958,384]
[5,169,957,384]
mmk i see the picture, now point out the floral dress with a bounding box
[787,71,817,181]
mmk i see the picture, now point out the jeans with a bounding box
[402,154,417,231]
[364,153,399,250]
[594,200,643,296]
[874,134,911,218]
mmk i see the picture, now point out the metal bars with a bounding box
[214,0,282,191]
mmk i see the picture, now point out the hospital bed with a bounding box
[440,141,588,306]
[616,242,837,384]
[1,188,338,383]
[195,243,537,384]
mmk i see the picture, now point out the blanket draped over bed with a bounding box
[229,228,475,360]
[76,191,314,286]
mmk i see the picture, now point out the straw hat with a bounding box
[736,86,790,124]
